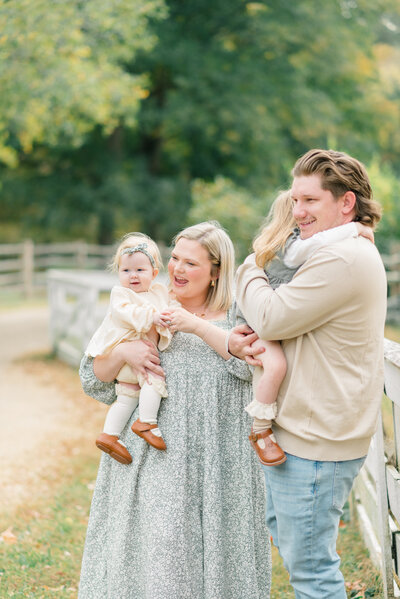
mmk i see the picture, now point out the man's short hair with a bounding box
[292,149,382,228]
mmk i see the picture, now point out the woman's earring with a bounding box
[211,280,215,287]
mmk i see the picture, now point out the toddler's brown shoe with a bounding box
[131,419,166,451]
[249,428,286,466]
[96,432,132,464]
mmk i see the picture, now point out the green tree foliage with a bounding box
[0,0,166,242]
[0,0,400,245]
[369,158,400,252]
[130,0,400,236]
[189,177,270,260]
[0,0,166,165]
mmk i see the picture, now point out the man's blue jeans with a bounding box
[263,453,365,599]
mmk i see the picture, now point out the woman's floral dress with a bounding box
[78,310,271,599]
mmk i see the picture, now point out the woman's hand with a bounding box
[228,324,265,366]
[160,307,199,334]
[356,222,374,243]
[118,339,164,381]
[94,339,164,383]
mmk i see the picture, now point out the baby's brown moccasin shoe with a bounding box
[249,428,286,466]
[131,419,166,451]
[96,432,132,464]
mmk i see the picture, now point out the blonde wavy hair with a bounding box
[253,190,296,269]
[110,232,162,272]
[172,221,235,311]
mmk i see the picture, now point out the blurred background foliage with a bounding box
[0,0,400,258]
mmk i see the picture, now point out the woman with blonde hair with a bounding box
[242,190,375,468]
[78,221,272,599]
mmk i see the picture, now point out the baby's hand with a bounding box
[356,222,374,244]
[155,310,173,328]
[153,312,171,327]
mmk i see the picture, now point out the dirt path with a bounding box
[0,307,106,513]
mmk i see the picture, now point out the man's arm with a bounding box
[236,250,356,341]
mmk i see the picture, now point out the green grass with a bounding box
[0,455,98,599]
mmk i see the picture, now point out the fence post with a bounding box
[76,241,88,269]
[375,411,395,598]
[22,239,34,297]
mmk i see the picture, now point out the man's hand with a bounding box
[228,324,265,366]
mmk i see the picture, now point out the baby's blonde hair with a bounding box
[253,190,296,269]
[111,232,162,272]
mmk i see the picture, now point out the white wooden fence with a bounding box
[47,269,117,366]
[0,241,115,296]
[352,339,400,598]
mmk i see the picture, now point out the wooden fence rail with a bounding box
[0,243,400,302]
[47,269,117,366]
[0,241,115,296]
[0,240,171,296]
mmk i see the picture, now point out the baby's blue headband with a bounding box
[121,242,156,268]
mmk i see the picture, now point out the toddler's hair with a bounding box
[110,232,162,272]
[253,190,296,269]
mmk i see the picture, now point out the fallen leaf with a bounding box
[345,579,366,598]
[1,528,17,545]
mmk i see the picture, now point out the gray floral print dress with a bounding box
[78,310,271,599]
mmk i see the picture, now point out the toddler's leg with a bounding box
[131,383,166,450]
[255,339,287,405]
[245,339,287,467]
[96,393,139,465]
[104,394,139,435]
[245,339,286,423]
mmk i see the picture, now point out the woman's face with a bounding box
[168,238,213,305]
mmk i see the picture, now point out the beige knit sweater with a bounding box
[236,236,387,461]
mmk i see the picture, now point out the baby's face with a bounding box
[118,252,156,293]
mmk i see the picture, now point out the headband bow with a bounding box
[121,242,156,268]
